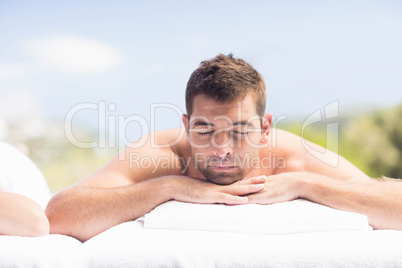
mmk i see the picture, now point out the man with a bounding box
[46,54,402,242]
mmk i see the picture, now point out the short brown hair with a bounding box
[185,54,266,117]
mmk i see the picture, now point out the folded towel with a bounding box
[144,199,372,234]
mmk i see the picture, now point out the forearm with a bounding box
[0,192,49,237]
[300,174,402,230]
[46,174,265,241]
[46,176,175,242]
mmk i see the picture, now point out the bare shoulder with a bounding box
[269,128,331,157]
[262,129,303,173]
[148,127,188,153]
[77,127,189,188]
[267,128,303,157]
[267,128,370,180]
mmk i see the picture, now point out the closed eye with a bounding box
[198,131,213,136]
[233,131,248,135]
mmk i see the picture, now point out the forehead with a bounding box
[190,94,259,126]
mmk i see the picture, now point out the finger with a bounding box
[237,176,266,185]
[225,183,265,196]
[246,193,275,205]
[214,193,248,205]
[247,190,294,205]
[246,193,262,204]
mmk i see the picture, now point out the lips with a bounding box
[207,158,238,170]
[209,165,238,169]
[209,165,236,168]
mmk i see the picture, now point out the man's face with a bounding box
[183,94,270,185]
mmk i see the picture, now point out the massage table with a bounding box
[1,200,402,268]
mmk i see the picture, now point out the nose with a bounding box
[213,131,233,158]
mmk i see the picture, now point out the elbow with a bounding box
[46,208,71,238]
[46,198,92,242]
[46,213,92,242]
[46,208,107,242]
[47,213,96,242]
[45,199,72,237]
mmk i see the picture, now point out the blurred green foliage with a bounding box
[30,143,116,193]
[341,104,402,178]
[35,145,116,193]
[24,134,117,193]
[279,103,402,179]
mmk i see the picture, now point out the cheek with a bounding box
[236,140,261,158]
[246,134,263,147]
[236,135,261,151]
[190,145,212,159]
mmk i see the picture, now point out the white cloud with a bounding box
[0,63,30,81]
[26,35,121,75]
[0,62,42,82]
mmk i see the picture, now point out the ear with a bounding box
[182,114,190,144]
[260,113,272,144]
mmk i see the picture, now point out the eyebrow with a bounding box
[191,120,252,127]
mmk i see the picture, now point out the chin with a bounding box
[205,173,242,185]
[199,167,245,185]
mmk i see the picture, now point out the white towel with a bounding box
[83,221,401,268]
[0,234,82,268]
[144,199,372,234]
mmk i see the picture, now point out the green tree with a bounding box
[341,103,402,178]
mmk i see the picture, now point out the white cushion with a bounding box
[0,141,50,209]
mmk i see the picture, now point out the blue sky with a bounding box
[0,0,401,141]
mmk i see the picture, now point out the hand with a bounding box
[171,176,266,205]
[246,173,303,205]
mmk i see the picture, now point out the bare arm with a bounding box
[46,130,181,241]
[301,174,402,230]
[46,175,265,242]
[0,189,49,237]
[47,176,173,241]
[248,172,402,230]
[46,129,265,241]
[246,129,402,230]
